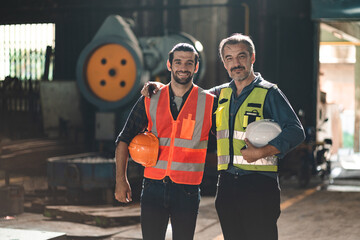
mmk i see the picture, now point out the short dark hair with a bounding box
[168,43,199,66]
[219,33,255,62]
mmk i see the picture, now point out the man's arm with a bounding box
[241,86,305,162]
[114,96,148,203]
[241,139,280,163]
[114,141,132,203]
[264,87,306,158]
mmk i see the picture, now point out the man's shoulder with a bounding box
[255,79,277,90]
[207,82,231,97]
[203,90,216,98]
[196,84,216,98]
[216,82,231,90]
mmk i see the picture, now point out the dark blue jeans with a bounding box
[140,177,200,240]
[215,172,281,240]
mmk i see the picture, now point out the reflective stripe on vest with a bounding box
[216,85,278,172]
[233,155,278,172]
[144,84,214,185]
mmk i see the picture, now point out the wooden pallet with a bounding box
[44,204,141,228]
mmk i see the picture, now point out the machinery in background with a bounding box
[279,118,333,188]
[76,14,205,111]
[47,152,143,204]
[76,14,205,150]
[47,15,206,203]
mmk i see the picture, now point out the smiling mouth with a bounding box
[177,72,190,77]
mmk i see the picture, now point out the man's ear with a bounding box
[251,53,256,64]
[167,60,172,71]
[194,62,199,73]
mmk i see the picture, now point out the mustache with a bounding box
[231,66,244,72]
[176,71,191,74]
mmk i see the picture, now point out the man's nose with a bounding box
[179,64,188,71]
[233,57,241,65]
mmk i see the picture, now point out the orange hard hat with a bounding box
[128,131,159,167]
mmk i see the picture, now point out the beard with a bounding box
[172,70,194,85]
[230,65,251,82]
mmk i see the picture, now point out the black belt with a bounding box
[145,176,174,184]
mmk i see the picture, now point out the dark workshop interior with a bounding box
[1,0,360,239]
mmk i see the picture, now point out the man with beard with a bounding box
[114,43,216,240]
[142,34,305,240]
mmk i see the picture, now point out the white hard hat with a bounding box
[245,119,282,147]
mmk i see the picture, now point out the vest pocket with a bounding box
[243,110,261,128]
[180,116,195,140]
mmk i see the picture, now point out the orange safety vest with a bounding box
[144,84,214,185]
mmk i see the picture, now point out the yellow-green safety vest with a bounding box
[216,84,278,172]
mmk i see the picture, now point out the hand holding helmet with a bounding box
[128,131,159,167]
[241,119,282,163]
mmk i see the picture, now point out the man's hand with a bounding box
[115,141,133,203]
[141,81,163,98]
[240,138,281,163]
[240,139,262,163]
[114,179,132,203]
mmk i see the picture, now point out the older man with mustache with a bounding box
[210,33,304,240]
